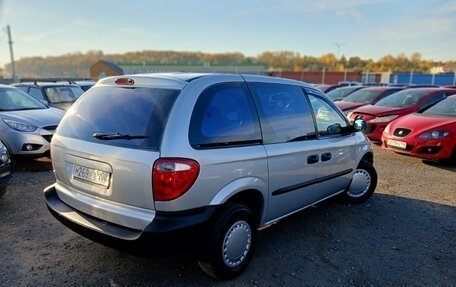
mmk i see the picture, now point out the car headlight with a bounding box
[384,123,391,134]
[2,119,37,132]
[419,130,449,139]
[370,115,399,123]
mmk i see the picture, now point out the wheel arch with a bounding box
[361,151,374,165]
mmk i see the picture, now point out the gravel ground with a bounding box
[0,145,455,286]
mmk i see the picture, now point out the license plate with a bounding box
[387,139,407,150]
[72,164,110,188]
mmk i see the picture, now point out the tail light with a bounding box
[153,158,200,201]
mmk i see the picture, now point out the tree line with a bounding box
[2,50,455,78]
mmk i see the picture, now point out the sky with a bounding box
[0,0,455,67]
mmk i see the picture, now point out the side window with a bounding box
[189,82,261,148]
[29,87,45,101]
[419,93,446,111]
[248,82,316,144]
[16,86,29,93]
[382,89,401,98]
[308,95,348,136]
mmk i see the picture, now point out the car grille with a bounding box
[42,125,58,131]
[43,135,53,143]
[393,128,412,137]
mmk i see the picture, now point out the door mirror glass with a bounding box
[353,118,367,132]
[327,123,342,135]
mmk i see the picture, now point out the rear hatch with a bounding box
[51,82,182,229]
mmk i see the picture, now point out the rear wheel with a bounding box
[198,203,256,280]
[0,187,7,198]
[344,160,377,203]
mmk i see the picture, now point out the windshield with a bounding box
[44,86,84,103]
[342,90,383,103]
[326,87,361,101]
[57,86,180,151]
[422,97,456,117]
[375,90,429,108]
[0,87,46,111]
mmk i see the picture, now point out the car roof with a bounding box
[401,87,455,93]
[358,86,403,91]
[0,84,17,89]
[13,82,81,88]
[96,73,314,89]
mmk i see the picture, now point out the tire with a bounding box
[344,160,377,204]
[198,203,257,280]
[0,187,6,198]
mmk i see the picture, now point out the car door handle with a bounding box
[321,152,332,162]
[307,155,319,164]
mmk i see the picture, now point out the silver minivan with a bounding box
[45,74,377,279]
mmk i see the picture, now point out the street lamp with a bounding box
[333,42,345,70]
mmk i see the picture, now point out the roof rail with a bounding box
[18,77,94,83]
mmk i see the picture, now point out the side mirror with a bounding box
[327,123,342,135]
[40,100,49,107]
[353,118,367,132]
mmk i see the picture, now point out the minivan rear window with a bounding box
[56,86,180,151]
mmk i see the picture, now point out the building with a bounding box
[90,60,124,79]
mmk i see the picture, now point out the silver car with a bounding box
[0,85,64,159]
[45,74,377,279]
[0,139,12,198]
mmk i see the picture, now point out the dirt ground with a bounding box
[0,145,455,286]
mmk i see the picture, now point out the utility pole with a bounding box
[6,25,16,81]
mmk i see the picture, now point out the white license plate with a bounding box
[387,139,407,150]
[72,164,110,188]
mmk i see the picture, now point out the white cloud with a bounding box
[278,0,391,12]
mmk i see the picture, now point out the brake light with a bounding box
[115,78,135,85]
[153,158,200,201]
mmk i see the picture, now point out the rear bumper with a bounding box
[44,185,218,253]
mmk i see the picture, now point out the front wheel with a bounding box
[344,160,377,204]
[198,203,257,280]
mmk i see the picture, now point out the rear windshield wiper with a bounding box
[93,132,149,140]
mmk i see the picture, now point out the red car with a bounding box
[381,95,456,160]
[336,87,403,113]
[348,88,456,141]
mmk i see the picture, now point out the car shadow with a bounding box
[38,193,455,286]
[422,159,456,171]
[14,157,52,172]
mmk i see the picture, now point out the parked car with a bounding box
[326,86,366,102]
[0,85,64,159]
[336,87,403,114]
[13,82,84,111]
[381,94,456,161]
[315,84,344,93]
[72,80,96,92]
[44,73,377,279]
[348,88,456,141]
[0,140,12,198]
